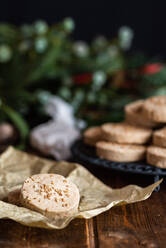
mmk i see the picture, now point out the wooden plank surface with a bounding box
[0,219,89,248]
[94,169,165,248]
[0,164,165,248]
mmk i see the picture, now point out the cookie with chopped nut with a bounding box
[142,95,166,123]
[20,174,80,219]
[153,127,166,148]
[147,146,166,168]
[101,122,152,145]
[125,100,158,128]
[96,141,146,162]
[83,126,103,146]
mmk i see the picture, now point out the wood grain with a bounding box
[0,218,89,248]
[93,169,165,248]
[0,163,165,247]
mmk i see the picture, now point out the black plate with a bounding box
[71,140,166,177]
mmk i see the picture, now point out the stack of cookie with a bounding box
[83,95,166,169]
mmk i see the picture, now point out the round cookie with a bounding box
[96,141,146,162]
[20,174,80,219]
[147,146,166,168]
[101,122,152,144]
[83,126,102,146]
[125,100,158,128]
[142,95,166,123]
[153,127,166,148]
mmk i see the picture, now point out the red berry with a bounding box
[141,63,163,75]
[73,73,92,85]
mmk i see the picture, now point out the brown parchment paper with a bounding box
[0,146,162,229]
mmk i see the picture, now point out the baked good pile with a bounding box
[83,95,166,169]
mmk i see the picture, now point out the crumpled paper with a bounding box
[30,96,82,160]
[0,146,162,229]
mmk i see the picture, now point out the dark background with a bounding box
[1,1,165,58]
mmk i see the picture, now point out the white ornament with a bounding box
[30,96,81,160]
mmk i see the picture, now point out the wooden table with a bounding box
[0,162,165,248]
